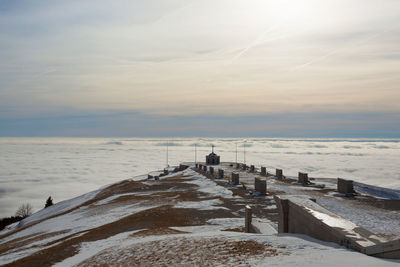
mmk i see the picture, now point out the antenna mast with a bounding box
[235,143,237,164]
[243,140,246,164]
[195,143,197,163]
[166,140,169,167]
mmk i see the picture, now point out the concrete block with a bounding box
[260,166,267,176]
[245,205,252,233]
[250,165,255,173]
[337,178,354,194]
[231,172,240,185]
[254,178,267,195]
[276,169,283,180]
[298,172,309,185]
[218,169,224,179]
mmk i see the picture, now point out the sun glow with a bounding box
[266,0,324,29]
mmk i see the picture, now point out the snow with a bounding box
[1,188,100,235]
[252,218,278,234]
[317,197,400,235]
[174,199,228,210]
[61,228,400,266]
[181,169,235,198]
[53,230,143,267]
[354,182,400,199]
[1,167,399,266]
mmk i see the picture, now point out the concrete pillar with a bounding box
[274,196,289,233]
[250,165,255,173]
[236,163,240,169]
[260,166,267,176]
[276,169,283,180]
[298,172,309,185]
[245,205,252,233]
[231,172,240,185]
[209,166,214,175]
[203,165,207,172]
[337,178,354,194]
[218,169,224,179]
[195,163,198,169]
[254,178,267,195]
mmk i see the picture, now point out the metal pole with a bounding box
[244,140,246,164]
[235,143,237,164]
[166,140,169,167]
[195,143,197,163]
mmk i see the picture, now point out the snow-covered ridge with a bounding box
[1,166,399,266]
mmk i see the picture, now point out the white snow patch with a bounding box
[174,199,228,210]
[53,230,142,267]
[181,169,234,198]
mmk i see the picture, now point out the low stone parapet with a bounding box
[260,167,267,176]
[254,178,267,195]
[337,178,355,194]
[218,169,224,179]
[231,173,239,185]
[250,165,255,173]
[276,169,283,180]
[298,172,309,185]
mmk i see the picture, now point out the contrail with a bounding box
[293,27,397,70]
[229,23,281,64]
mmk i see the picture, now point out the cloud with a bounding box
[0,0,399,136]
[0,109,399,138]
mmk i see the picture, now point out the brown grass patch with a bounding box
[131,227,189,237]
[78,237,288,266]
[4,205,235,267]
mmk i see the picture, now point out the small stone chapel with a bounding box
[206,145,220,165]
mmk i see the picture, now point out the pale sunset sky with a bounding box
[0,0,399,137]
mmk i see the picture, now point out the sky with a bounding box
[0,0,399,137]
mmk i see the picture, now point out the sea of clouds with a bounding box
[0,137,399,216]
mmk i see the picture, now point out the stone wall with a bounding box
[274,195,400,259]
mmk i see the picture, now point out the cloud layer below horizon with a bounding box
[0,0,399,136]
